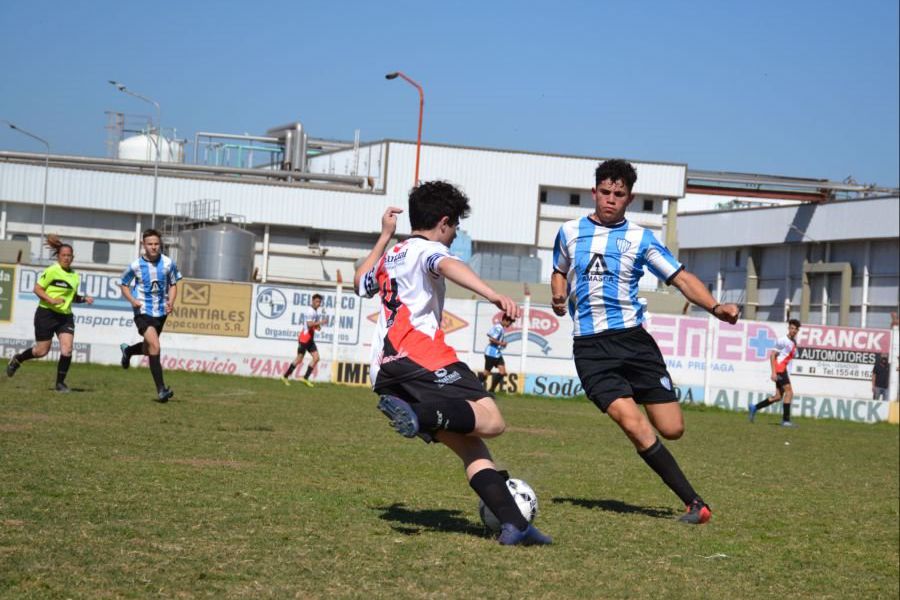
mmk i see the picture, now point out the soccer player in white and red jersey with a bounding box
[355,181,551,546]
[551,159,740,524]
[282,294,326,387]
[749,319,801,426]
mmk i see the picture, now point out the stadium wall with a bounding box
[1,264,896,424]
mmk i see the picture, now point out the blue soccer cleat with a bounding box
[156,387,174,403]
[498,523,553,546]
[119,343,131,370]
[748,402,757,422]
[377,395,420,438]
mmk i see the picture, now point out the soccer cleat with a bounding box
[302,378,314,388]
[377,394,420,438]
[498,523,553,546]
[6,358,20,378]
[678,498,711,524]
[781,421,797,428]
[55,382,70,393]
[156,387,175,403]
[748,402,757,422]
[119,343,130,369]
[281,376,291,386]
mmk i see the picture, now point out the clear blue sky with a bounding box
[2,0,898,187]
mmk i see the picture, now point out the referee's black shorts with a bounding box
[133,313,168,336]
[573,325,677,413]
[34,307,75,341]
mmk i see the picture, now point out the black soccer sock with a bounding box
[56,354,72,385]
[14,348,35,363]
[783,402,792,422]
[304,365,314,380]
[126,342,144,357]
[470,468,529,531]
[148,354,166,391]
[284,364,296,378]
[638,437,699,506]
[411,399,476,434]
[489,373,505,392]
[754,397,775,411]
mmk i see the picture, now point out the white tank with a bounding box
[118,133,184,163]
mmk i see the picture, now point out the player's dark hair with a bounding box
[142,228,162,241]
[408,181,470,230]
[312,293,323,301]
[595,159,638,191]
[45,234,73,259]
[788,318,802,328]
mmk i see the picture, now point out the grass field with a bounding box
[1,361,898,599]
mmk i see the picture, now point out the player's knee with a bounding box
[32,347,49,358]
[659,425,684,440]
[476,408,506,438]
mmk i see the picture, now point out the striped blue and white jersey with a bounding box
[553,217,683,337]
[120,254,182,317]
[484,323,505,358]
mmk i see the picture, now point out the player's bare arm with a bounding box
[119,284,142,309]
[769,350,779,381]
[166,283,178,314]
[437,259,520,320]
[354,206,403,289]
[550,271,567,316]
[670,270,740,325]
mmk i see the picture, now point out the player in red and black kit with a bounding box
[749,319,801,426]
[354,182,551,546]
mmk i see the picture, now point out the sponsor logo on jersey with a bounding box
[433,368,462,387]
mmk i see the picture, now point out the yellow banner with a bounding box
[333,361,372,386]
[168,279,252,337]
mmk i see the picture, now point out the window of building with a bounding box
[539,190,547,204]
[11,233,28,242]
[569,193,580,206]
[735,249,742,267]
[93,240,110,264]
[643,199,654,212]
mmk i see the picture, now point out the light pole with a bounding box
[385,71,424,187]
[109,80,162,228]
[3,120,50,263]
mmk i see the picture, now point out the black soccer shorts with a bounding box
[573,325,677,413]
[133,313,168,336]
[34,307,75,341]
[483,355,505,371]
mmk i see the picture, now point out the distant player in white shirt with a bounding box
[551,159,740,525]
[282,293,326,387]
[481,315,513,392]
[749,319,801,426]
[355,181,551,546]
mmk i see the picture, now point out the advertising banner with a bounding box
[167,279,252,338]
[253,285,363,345]
[793,324,891,380]
[0,265,14,322]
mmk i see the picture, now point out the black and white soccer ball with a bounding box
[478,478,538,532]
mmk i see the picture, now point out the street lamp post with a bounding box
[109,80,162,228]
[3,120,50,263]
[385,71,424,187]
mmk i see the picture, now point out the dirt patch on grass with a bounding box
[0,423,32,432]
[506,426,557,436]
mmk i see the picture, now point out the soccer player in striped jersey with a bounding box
[551,159,740,525]
[282,294,326,387]
[118,229,182,402]
[480,315,513,392]
[5,235,94,391]
[355,182,551,546]
[748,319,801,426]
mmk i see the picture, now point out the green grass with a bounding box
[1,362,898,599]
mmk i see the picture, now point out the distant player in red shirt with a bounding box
[354,181,551,546]
[282,294,326,387]
[749,319,801,426]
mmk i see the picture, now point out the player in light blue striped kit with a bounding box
[480,314,513,392]
[551,159,740,524]
[118,229,183,402]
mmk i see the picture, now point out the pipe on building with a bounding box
[262,224,270,283]
[744,248,760,320]
[861,241,871,328]
[801,260,852,326]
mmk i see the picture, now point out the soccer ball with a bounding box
[478,478,538,532]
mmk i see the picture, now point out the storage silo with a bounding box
[178,224,256,281]
[118,133,185,162]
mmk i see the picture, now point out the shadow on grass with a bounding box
[552,497,676,519]
[375,503,487,537]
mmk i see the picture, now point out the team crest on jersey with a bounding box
[616,238,632,253]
